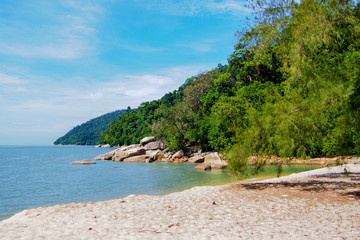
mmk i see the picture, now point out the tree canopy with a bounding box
[90,0,360,176]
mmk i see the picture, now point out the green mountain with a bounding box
[54,109,127,145]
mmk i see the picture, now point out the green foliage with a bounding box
[100,82,188,146]
[226,0,360,176]
[54,110,127,145]
[84,0,360,179]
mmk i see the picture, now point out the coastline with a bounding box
[1,164,359,239]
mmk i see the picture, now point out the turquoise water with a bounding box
[0,146,238,221]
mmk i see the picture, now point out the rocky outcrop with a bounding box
[146,150,164,161]
[113,148,147,162]
[204,152,228,169]
[188,155,205,163]
[172,150,184,159]
[95,137,165,163]
[94,149,117,160]
[140,136,156,146]
[94,137,229,171]
[70,159,96,165]
[194,162,211,171]
[119,144,140,152]
[145,141,165,150]
[123,155,150,163]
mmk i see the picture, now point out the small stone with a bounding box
[70,159,96,165]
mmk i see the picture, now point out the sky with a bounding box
[0,0,249,145]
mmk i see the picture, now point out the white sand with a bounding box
[1,164,359,240]
[259,164,360,183]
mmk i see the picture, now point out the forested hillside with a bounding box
[101,0,360,172]
[54,109,126,145]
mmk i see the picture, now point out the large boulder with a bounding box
[172,150,184,159]
[204,152,228,169]
[113,148,146,162]
[70,159,96,165]
[123,155,150,163]
[144,141,165,150]
[118,144,140,152]
[140,136,156,146]
[146,150,164,161]
[188,155,205,163]
[93,149,117,160]
[194,162,211,171]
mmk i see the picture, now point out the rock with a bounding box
[70,159,96,165]
[158,157,172,163]
[119,144,140,151]
[102,144,111,148]
[204,152,228,169]
[174,157,188,163]
[113,148,146,162]
[194,162,211,171]
[351,157,359,164]
[172,150,184,159]
[144,141,165,150]
[93,149,117,160]
[146,150,164,161]
[188,155,205,163]
[140,136,156,146]
[123,155,150,163]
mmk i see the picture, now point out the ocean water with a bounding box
[0,145,238,221]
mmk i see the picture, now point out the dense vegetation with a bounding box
[100,81,188,146]
[100,0,360,174]
[54,109,126,145]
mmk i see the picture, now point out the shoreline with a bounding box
[1,164,359,239]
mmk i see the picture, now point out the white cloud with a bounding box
[0,1,102,60]
[0,72,28,85]
[208,0,248,12]
[137,0,249,16]
[0,41,90,60]
[0,64,209,135]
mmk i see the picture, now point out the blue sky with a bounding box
[0,0,249,145]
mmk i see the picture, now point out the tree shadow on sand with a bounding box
[239,173,360,199]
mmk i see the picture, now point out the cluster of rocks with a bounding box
[95,144,115,148]
[93,136,228,171]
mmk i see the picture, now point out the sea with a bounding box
[0,145,320,221]
[0,145,238,221]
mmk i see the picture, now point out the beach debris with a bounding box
[168,223,180,228]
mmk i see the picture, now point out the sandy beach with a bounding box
[1,164,359,239]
